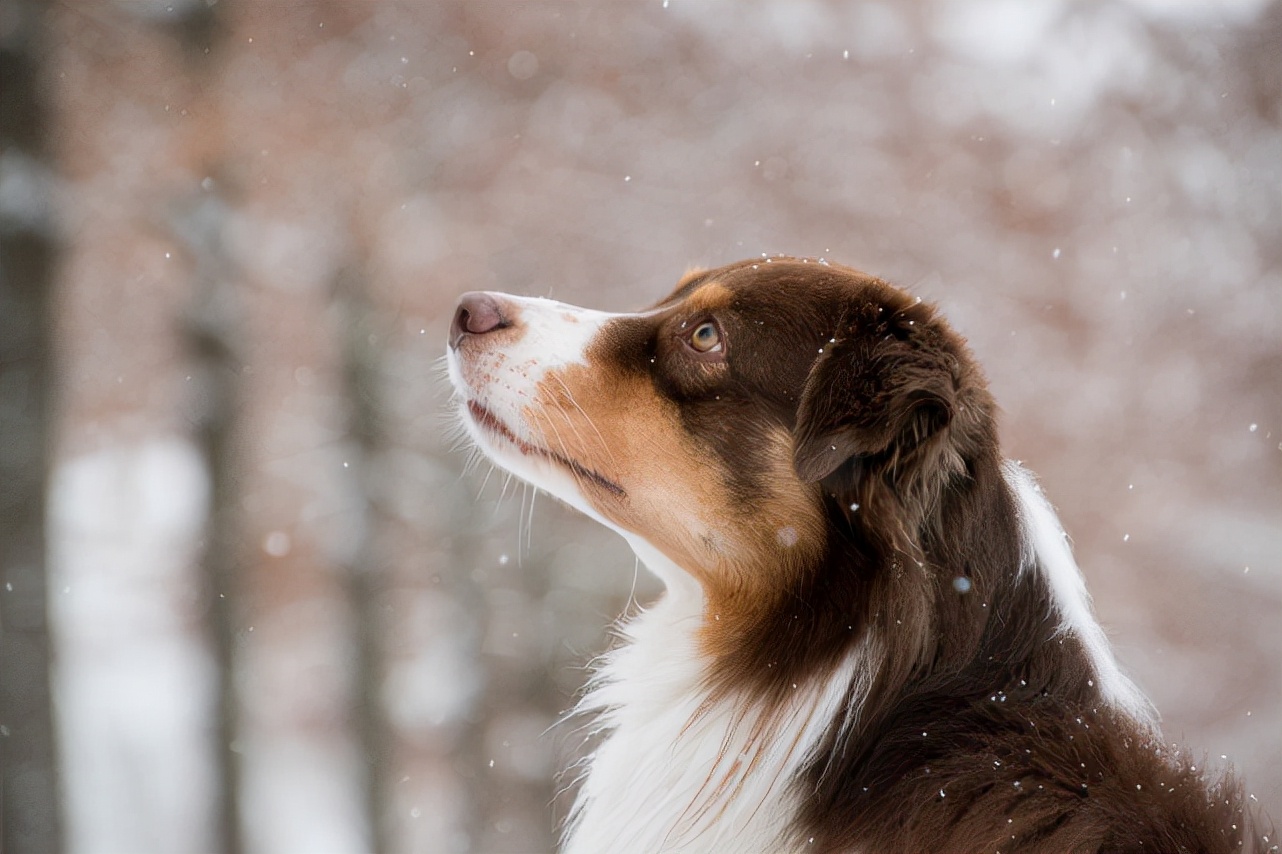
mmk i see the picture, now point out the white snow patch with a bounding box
[931,0,1066,66]
[50,437,217,854]
[383,591,482,730]
[1118,0,1273,23]
[242,736,368,854]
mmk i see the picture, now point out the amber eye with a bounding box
[689,320,723,353]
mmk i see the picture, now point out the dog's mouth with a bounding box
[465,399,627,498]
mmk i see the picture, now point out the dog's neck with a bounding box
[562,540,864,854]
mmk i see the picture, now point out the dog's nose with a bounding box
[450,292,508,348]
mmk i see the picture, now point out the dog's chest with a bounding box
[563,602,858,854]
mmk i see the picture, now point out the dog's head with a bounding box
[447,257,997,616]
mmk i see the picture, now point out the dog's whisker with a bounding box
[526,484,538,556]
[475,460,496,497]
[516,481,530,568]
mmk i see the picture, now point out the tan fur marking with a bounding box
[696,428,826,659]
[527,363,720,574]
[675,266,707,289]
[684,281,734,313]
[525,359,824,656]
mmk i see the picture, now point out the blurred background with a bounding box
[1,0,1279,852]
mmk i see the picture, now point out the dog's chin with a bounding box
[458,399,621,525]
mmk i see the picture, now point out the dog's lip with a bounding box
[466,400,627,498]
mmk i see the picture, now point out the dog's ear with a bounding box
[792,334,955,484]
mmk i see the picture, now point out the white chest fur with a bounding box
[562,544,863,854]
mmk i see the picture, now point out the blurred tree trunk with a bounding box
[181,197,245,854]
[173,179,245,854]
[167,5,245,852]
[0,1,63,852]
[333,263,392,853]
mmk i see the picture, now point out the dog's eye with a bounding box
[689,321,723,353]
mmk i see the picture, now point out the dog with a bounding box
[446,257,1269,853]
